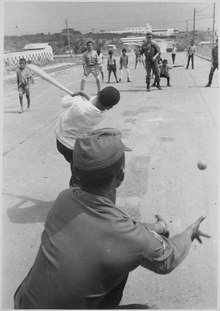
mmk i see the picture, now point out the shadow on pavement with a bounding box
[4,193,53,224]
[4,110,21,114]
[118,303,158,309]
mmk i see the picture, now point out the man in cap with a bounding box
[14,128,210,309]
[141,32,162,91]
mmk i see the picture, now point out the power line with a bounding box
[196,3,212,14]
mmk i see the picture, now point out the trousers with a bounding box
[145,59,160,84]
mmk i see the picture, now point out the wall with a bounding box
[3,47,54,66]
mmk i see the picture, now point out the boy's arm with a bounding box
[119,56,122,69]
[72,91,90,100]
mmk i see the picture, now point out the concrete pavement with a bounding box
[2,52,219,309]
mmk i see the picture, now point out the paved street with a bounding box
[2,52,218,309]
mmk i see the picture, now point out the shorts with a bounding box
[83,66,99,78]
[98,64,104,73]
[18,84,30,95]
[108,65,116,74]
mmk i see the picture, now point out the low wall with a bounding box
[3,49,54,66]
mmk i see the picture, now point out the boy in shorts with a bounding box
[16,58,34,113]
[107,50,119,83]
[55,86,120,187]
[80,41,101,93]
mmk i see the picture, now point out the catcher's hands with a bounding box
[154,213,170,238]
[187,216,211,243]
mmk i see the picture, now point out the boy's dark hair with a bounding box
[108,50,113,55]
[122,48,126,52]
[87,41,93,46]
[97,86,120,108]
[97,49,101,54]
[162,59,168,64]
[19,58,26,64]
[75,154,125,188]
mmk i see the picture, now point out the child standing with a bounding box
[97,48,104,82]
[119,48,131,82]
[107,50,119,83]
[16,58,34,113]
[55,86,120,187]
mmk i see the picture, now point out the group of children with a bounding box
[107,48,131,83]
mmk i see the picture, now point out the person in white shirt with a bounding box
[171,44,177,64]
[97,48,104,82]
[55,86,120,187]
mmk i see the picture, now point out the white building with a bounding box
[106,24,180,37]
[4,43,54,66]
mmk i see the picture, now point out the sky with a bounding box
[3,1,218,36]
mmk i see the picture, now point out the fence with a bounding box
[3,49,54,66]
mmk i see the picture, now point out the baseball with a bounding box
[197,161,207,170]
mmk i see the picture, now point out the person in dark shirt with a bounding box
[141,32,161,91]
[205,38,218,87]
[14,128,210,309]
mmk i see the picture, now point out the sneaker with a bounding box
[156,85,162,90]
[205,83,211,87]
[127,79,131,82]
[19,109,24,114]
[26,107,30,111]
[151,83,156,87]
[167,84,171,87]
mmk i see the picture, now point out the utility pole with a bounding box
[192,8,196,42]
[65,18,73,57]
[212,3,215,47]
[186,20,188,37]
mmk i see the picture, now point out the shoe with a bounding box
[26,107,30,111]
[151,83,156,87]
[127,79,131,82]
[116,80,119,83]
[185,67,188,69]
[156,84,162,90]
[167,84,171,87]
[205,83,211,87]
[19,109,24,114]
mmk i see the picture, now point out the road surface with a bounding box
[2,52,218,309]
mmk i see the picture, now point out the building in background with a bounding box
[106,23,180,37]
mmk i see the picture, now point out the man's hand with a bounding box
[154,213,170,238]
[187,216,211,243]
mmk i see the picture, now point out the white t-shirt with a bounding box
[172,47,177,54]
[55,95,105,150]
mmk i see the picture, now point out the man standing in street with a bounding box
[80,41,101,93]
[141,32,161,92]
[205,38,218,87]
[14,128,210,309]
[186,40,196,69]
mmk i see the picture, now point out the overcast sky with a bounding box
[3,1,217,36]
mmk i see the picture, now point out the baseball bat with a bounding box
[27,64,74,96]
